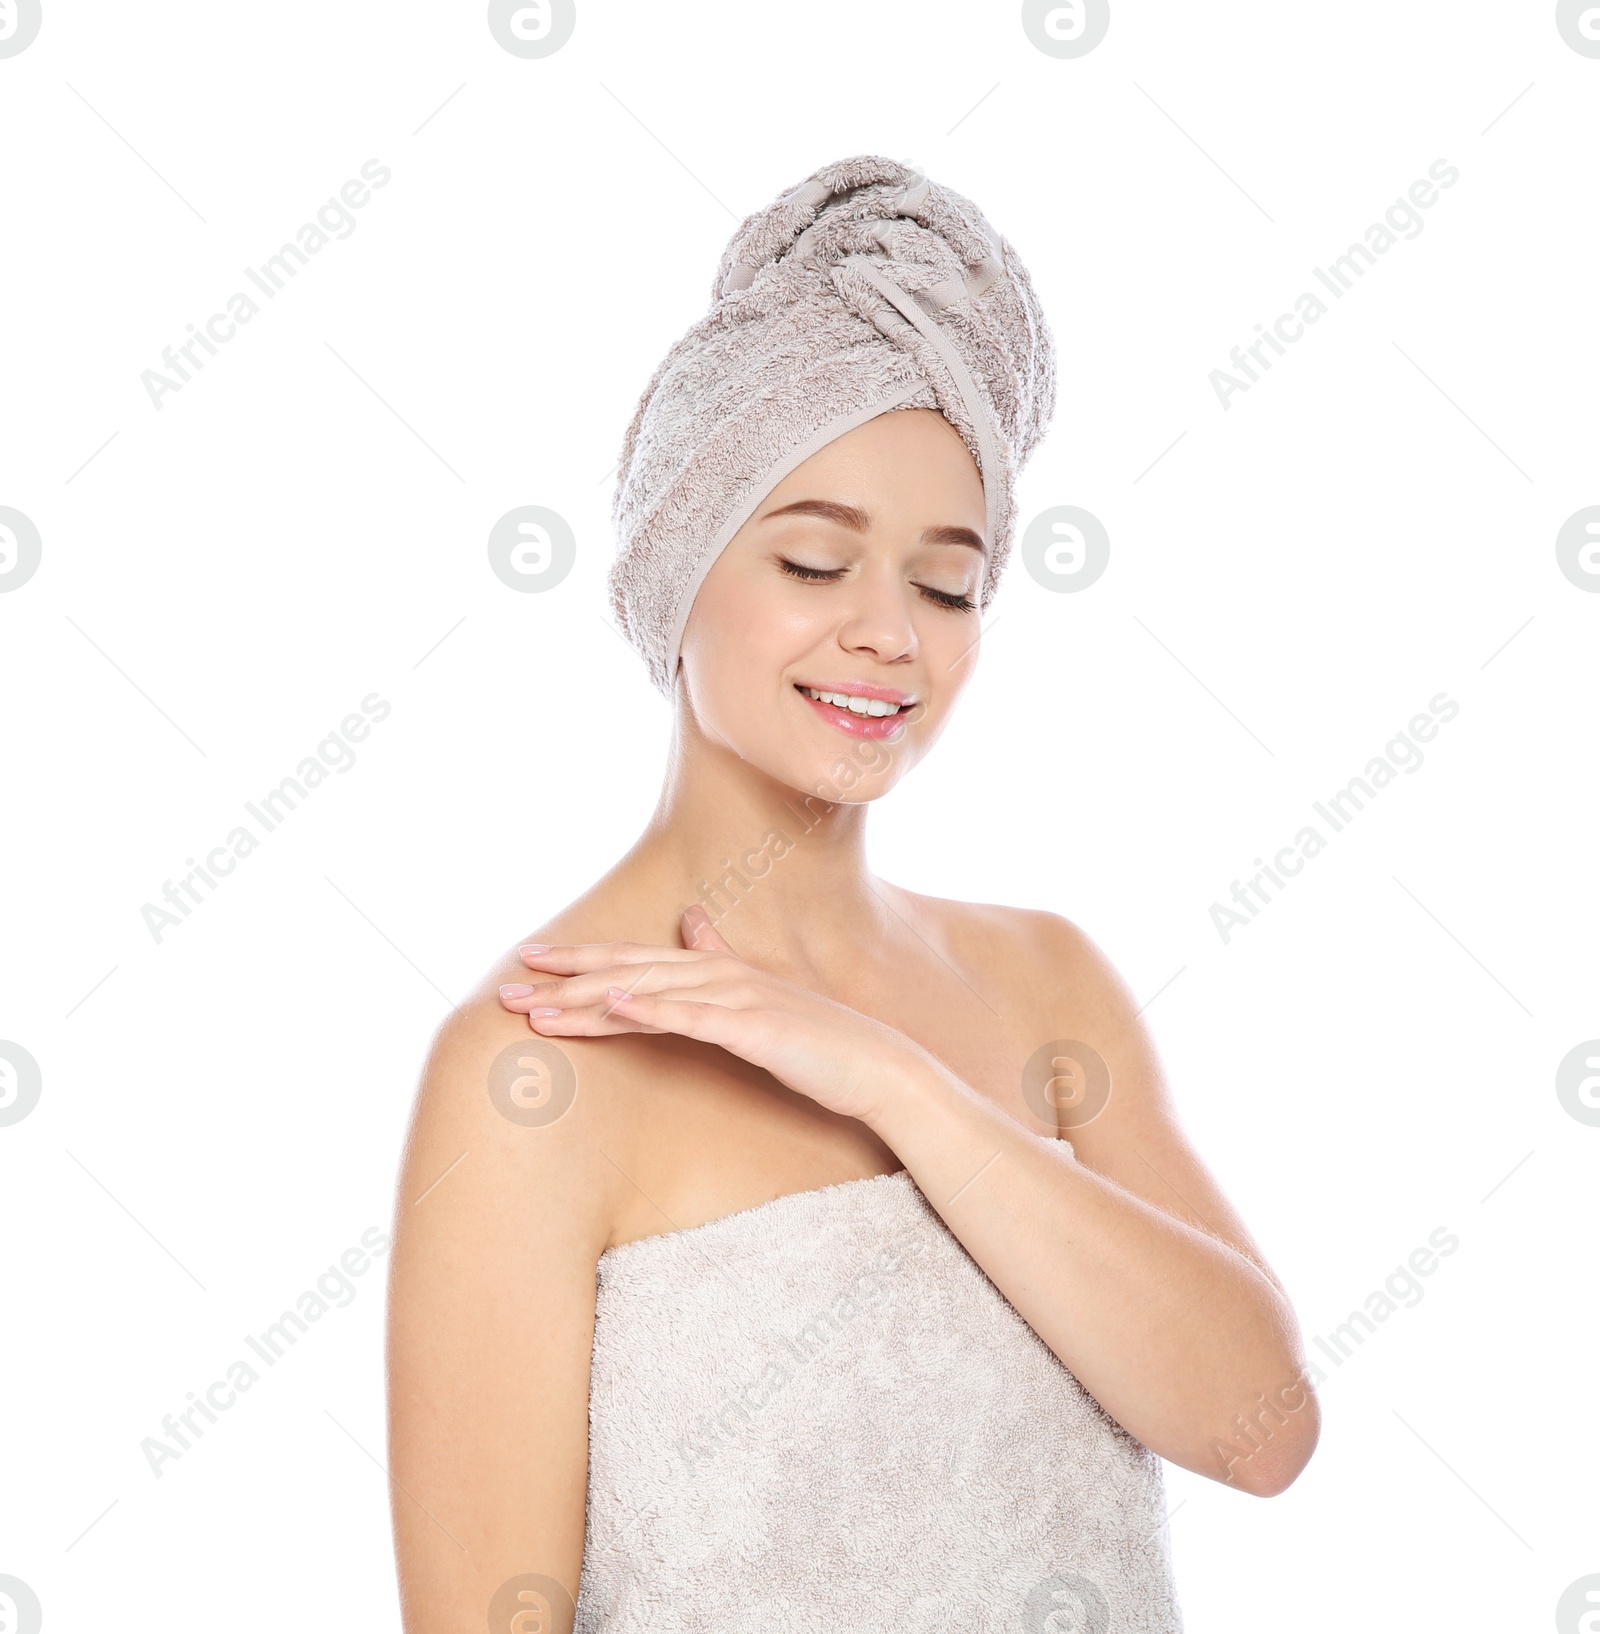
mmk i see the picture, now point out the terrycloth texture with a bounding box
[608,154,1058,694]
[575,1170,1183,1632]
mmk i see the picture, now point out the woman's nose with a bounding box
[834,574,917,663]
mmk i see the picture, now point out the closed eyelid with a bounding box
[776,556,849,582]
[909,548,981,586]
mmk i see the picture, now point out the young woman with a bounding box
[387,155,1317,1634]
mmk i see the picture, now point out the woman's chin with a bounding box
[771,748,909,808]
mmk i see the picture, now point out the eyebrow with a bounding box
[760,498,986,554]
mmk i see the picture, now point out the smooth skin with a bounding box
[386,407,1319,1633]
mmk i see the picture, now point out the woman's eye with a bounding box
[777,555,974,611]
[916,584,978,612]
[778,557,847,582]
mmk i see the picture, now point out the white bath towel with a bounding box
[576,1169,1183,1632]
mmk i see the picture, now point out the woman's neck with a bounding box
[606,721,895,981]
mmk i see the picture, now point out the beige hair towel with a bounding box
[607,153,1058,694]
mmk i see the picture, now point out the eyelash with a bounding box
[777,558,843,583]
[777,557,976,613]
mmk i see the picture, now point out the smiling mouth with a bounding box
[793,683,918,739]
[796,684,912,718]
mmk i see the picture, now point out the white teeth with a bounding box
[802,686,906,716]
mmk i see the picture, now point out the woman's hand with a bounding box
[497,906,928,1124]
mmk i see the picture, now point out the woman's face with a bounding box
[677,407,987,803]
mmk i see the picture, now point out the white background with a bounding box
[2,2,1596,1629]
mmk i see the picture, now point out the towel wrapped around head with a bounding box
[607,153,1058,695]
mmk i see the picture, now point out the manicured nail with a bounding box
[500,983,534,998]
[520,943,551,955]
[606,986,633,1002]
[530,1007,562,1018]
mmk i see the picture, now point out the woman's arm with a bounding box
[860,912,1319,1496]
[387,993,618,1632]
[502,907,1318,1497]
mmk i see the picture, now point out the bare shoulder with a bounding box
[880,883,1089,954]
[404,869,717,1238]
[884,883,1284,1289]
[882,885,1128,1024]
[885,882,1170,1125]
[401,910,655,1250]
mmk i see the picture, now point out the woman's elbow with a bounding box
[1188,1374,1321,1497]
[1220,1391,1321,1497]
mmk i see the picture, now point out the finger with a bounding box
[517,940,704,974]
[502,959,730,1013]
[681,904,736,954]
[523,996,667,1037]
[598,986,732,1045]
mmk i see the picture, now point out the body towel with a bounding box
[576,1169,1183,1632]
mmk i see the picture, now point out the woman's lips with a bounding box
[794,685,914,740]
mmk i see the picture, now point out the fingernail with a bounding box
[606,986,632,1001]
[500,983,534,998]
[530,1007,562,1018]
[520,943,551,955]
